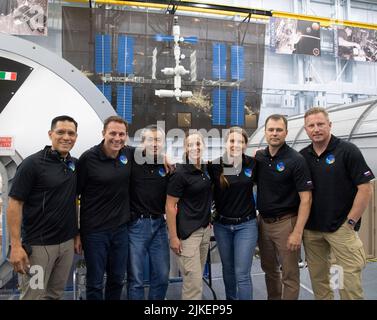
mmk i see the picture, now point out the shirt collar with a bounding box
[264,142,289,159]
[222,153,246,168]
[43,146,72,162]
[308,134,340,157]
[185,163,207,173]
[140,149,164,165]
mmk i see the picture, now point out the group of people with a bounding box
[6,106,374,301]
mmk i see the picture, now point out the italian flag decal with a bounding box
[0,71,17,81]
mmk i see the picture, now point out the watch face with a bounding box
[348,219,356,225]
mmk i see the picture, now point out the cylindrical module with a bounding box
[155,90,175,98]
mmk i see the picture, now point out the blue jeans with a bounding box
[81,224,128,300]
[127,216,170,300]
[213,218,258,300]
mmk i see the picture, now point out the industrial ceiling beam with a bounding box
[63,0,377,30]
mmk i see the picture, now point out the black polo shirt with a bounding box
[9,146,78,245]
[255,143,313,218]
[300,135,375,232]
[130,152,169,217]
[208,155,256,219]
[77,142,133,234]
[167,163,212,240]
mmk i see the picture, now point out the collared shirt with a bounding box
[255,143,313,218]
[9,146,78,245]
[77,142,133,234]
[167,163,212,240]
[208,154,256,219]
[300,135,375,232]
[130,151,169,216]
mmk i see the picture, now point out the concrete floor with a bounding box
[165,257,377,300]
[1,255,376,300]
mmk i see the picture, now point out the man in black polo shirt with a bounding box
[256,114,312,300]
[7,115,78,300]
[127,125,170,300]
[300,107,374,300]
[76,116,132,300]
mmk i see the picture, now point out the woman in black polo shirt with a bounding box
[209,127,258,300]
[166,132,212,300]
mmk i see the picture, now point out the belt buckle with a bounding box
[264,216,277,224]
[267,217,275,223]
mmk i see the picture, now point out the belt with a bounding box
[261,212,297,224]
[218,214,254,225]
[131,212,163,220]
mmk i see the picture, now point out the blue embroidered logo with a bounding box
[119,154,128,165]
[276,162,285,172]
[67,161,75,172]
[244,168,252,177]
[326,154,335,165]
[158,167,166,177]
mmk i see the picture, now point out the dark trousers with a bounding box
[82,224,128,300]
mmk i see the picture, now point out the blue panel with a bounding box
[96,84,112,103]
[230,89,245,126]
[117,35,134,75]
[212,43,226,80]
[95,34,112,74]
[212,88,226,126]
[154,34,174,42]
[116,85,133,124]
[231,45,245,80]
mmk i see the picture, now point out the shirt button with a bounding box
[269,164,271,167]
[151,170,154,173]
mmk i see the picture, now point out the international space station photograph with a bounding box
[62,7,266,135]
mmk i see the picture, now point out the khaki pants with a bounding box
[258,216,300,300]
[19,239,74,300]
[177,226,211,300]
[303,222,366,300]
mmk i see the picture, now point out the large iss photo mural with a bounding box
[62,7,266,135]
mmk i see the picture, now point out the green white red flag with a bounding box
[0,71,17,81]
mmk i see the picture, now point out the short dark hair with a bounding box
[265,114,288,130]
[141,124,165,142]
[103,116,128,132]
[51,115,78,131]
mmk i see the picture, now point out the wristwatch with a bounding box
[347,218,356,228]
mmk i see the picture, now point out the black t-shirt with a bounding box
[208,154,256,219]
[167,163,212,240]
[300,135,375,232]
[9,146,78,245]
[130,152,169,216]
[255,143,313,218]
[77,142,133,234]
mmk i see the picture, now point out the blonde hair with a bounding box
[304,107,329,120]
